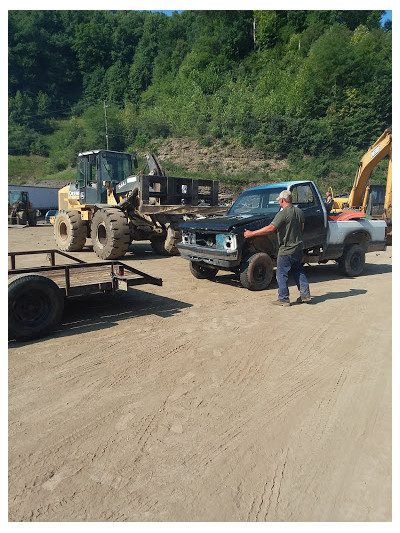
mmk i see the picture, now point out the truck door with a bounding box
[290,183,327,250]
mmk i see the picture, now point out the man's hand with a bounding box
[243,229,253,239]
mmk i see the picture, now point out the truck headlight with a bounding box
[216,234,237,251]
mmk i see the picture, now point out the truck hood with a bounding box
[180,213,276,233]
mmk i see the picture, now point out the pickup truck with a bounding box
[177,180,387,290]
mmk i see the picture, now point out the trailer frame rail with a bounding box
[8,249,162,297]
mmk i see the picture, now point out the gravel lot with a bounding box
[8,223,392,522]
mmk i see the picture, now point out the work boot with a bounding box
[272,300,291,307]
[296,296,311,303]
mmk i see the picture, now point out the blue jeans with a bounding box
[276,251,310,302]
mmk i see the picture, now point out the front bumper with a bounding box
[177,242,240,268]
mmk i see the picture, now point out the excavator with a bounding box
[330,129,392,241]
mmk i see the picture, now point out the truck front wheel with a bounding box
[8,274,64,341]
[240,252,273,290]
[54,210,87,252]
[338,244,366,276]
[91,208,131,260]
[189,261,219,280]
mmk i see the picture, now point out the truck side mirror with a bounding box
[132,155,138,169]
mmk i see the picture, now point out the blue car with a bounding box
[45,210,58,223]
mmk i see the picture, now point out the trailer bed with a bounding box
[8,250,162,297]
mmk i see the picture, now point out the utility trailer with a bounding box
[8,249,162,342]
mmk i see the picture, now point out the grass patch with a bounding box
[8,155,49,185]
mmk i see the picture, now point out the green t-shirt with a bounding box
[271,204,305,255]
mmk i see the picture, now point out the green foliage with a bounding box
[8,9,391,192]
[8,154,51,184]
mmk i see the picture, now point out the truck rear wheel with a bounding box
[54,210,87,252]
[240,252,273,290]
[189,261,219,279]
[338,244,366,276]
[8,274,64,341]
[91,208,131,260]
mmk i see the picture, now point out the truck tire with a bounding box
[240,252,273,291]
[91,208,131,260]
[54,210,87,252]
[8,274,64,341]
[338,244,366,276]
[189,261,219,279]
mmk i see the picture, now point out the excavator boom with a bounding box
[348,129,392,208]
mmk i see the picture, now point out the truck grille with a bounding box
[195,233,216,247]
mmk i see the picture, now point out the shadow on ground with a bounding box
[8,289,192,347]
[69,242,171,262]
[210,260,392,290]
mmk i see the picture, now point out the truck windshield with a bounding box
[100,152,133,183]
[228,187,286,216]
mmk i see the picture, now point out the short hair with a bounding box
[278,190,292,203]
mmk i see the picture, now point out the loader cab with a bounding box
[8,190,29,210]
[77,150,138,205]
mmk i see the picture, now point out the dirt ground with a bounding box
[8,223,392,522]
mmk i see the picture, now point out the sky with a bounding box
[153,8,392,26]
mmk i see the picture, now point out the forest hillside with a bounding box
[8,10,392,193]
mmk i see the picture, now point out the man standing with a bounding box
[243,190,311,307]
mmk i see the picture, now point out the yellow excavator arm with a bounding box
[348,129,392,208]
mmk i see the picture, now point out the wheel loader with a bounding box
[54,150,225,260]
[8,190,37,226]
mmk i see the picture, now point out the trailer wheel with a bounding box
[338,244,366,276]
[189,261,219,279]
[91,208,131,260]
[240,252,273,290]
[8,274,64,341]
[54,210,87,251]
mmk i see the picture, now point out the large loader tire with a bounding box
[338,244,365,277]
[91,208,131,260]
[16,211,27,225]
[8,274,64,341]
[28,211,37,226]
[54,210,87,252]
[150,227,181,256]
[240,252,274,291]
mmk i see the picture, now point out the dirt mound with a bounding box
[154,137,288,176]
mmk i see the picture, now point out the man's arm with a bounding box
[244,224,277,239]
